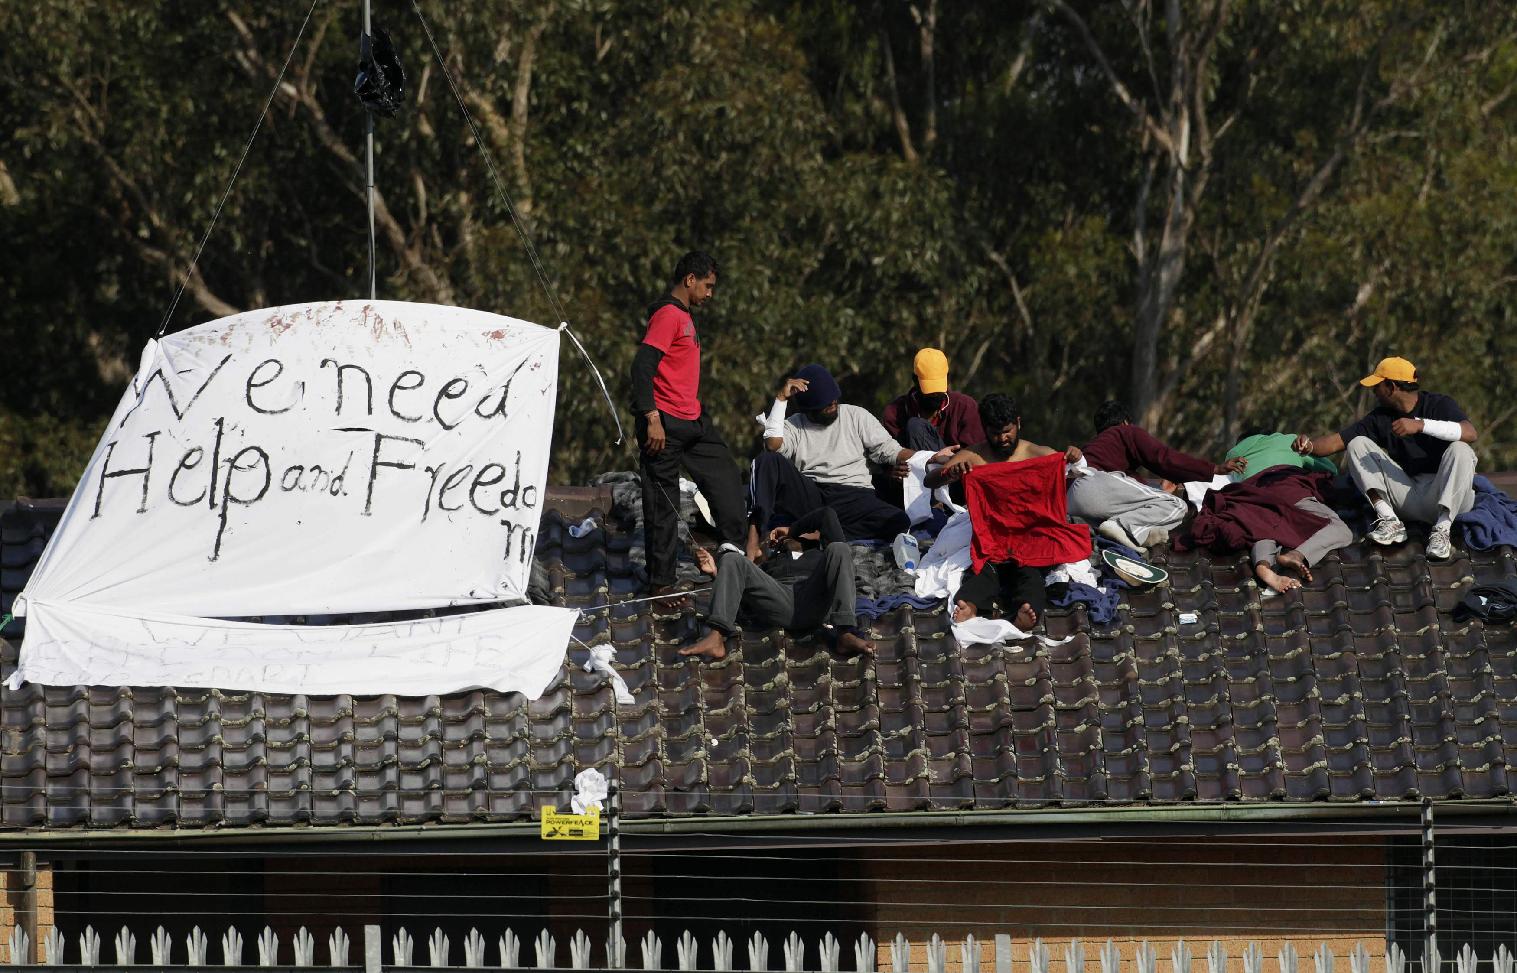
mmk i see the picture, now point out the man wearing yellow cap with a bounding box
[1292,357,1478,559]
[882,348,985,452]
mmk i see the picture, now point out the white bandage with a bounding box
[1419,418,1462,442]
[762,397,789,438]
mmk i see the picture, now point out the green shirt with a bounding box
[1225,433,1337,482]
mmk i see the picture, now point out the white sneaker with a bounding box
[1097,519,1141,549]
[1368,516,1408,546]
[1426,523,1453,560]
[1142,527,1171,547]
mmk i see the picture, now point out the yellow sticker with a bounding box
[540,804,601,841]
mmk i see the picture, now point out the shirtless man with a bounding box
[925,393,1082,629]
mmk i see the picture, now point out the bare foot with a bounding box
[1013,603,1038,631]
[1275,549,1312,582]
[677,630,727,660]
[952,599,978,623]
[836,630,877,656]
[1255,562,1301,594]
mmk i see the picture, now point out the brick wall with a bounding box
[0,855,55,964]
[856,836,1388,973]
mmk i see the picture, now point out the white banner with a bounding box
[13,600,576,697]
[13,300,577,696]
[19,300,558,617]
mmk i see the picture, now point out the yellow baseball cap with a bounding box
[1359,357,1417,387]
[913,348,949,394]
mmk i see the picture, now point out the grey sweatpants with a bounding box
[1067,470,1189,540]
[1250,498,1353,569]
[704,544,859,635]
[1344,437,1476,523]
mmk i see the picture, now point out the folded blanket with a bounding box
[1457,476,1517,552]
[854,592,944,619]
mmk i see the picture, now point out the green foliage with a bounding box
[1,0,1514,503]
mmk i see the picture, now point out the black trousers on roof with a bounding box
[636,410,747,588]
[748,451,910,543]
[955,560,1046,619]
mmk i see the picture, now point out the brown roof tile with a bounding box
[3,497,1517,831]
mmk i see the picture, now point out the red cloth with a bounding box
[965,453,1092,570]
[1081,424,1215,483]
[1175,467,1334,554]
[641,303,701,420]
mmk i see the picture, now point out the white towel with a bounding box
[914,510,974,599]
[902,450,963,525]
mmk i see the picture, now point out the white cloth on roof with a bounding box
[902,450,962,525]
[1183,474,1233,509]
[914,510,973,600]
[950,615,1075,649]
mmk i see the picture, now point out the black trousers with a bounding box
[955,560,1047,619]
[637,411,747,587]
[749,451,910,543]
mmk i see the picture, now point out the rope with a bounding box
[154,0,325,339]
[409,1,627,446]
[407,1,565,324]
[560,323,625,445]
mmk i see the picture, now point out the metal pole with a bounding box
[363,0,377,301]
[608,771,623,969]
[1422,798,1437,973]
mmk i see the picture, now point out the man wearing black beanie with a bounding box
[750,363,954,541]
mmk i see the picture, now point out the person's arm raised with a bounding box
[763,377,809,451]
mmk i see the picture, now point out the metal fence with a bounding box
[0,923,1506,973]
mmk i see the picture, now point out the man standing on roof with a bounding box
[752,363,948,541]
[629,251,748,603]
[1292,356,1478,560]
[1066,400,1246,549]
[881,348,985,452]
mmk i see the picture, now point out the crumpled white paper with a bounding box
[572,767,609,814]
[567,516,598,539]
[582,642,634,704]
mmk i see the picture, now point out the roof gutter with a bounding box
[3,798,1515,850]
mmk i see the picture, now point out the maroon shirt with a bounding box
[882,390,985,448]
[1081,424,1215,483]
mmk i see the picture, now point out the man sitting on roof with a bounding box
[752,364,951,542]
[1292,356,1477,560]
[1067,400,1245,550]
[881,348,985,453]
[678,506,875,660]
[926,394,1085,629]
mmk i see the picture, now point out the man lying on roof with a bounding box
[678,506,875,660]
[1292,356,1477,561]
[926,393,1084,629]
[1176,443,1351,593]
[1067,400,1245,550]
[752,363,954,543]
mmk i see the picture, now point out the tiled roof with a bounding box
[2,493,1517,833]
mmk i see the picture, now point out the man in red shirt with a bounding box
[1068,400,1244,549]
[629,251,747,602]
